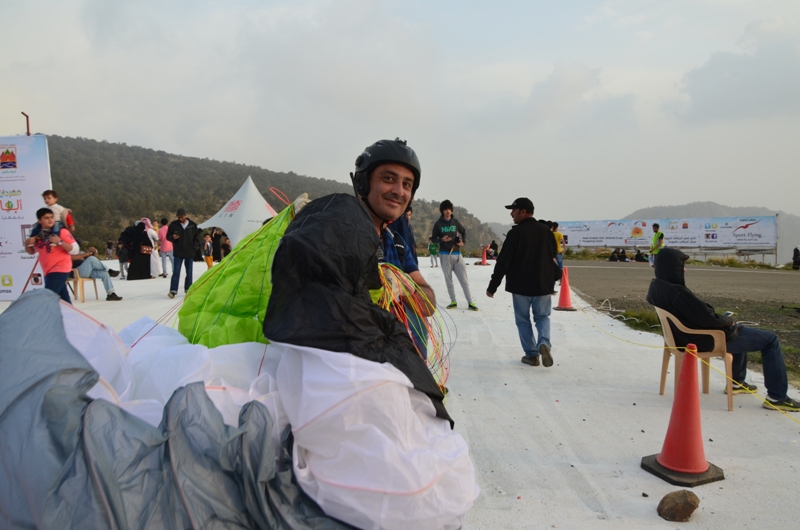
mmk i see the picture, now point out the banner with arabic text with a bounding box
[0,135,52,301]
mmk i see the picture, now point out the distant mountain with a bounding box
[487,222,512,241]
[47,135,498,254]
[625,202,798,264]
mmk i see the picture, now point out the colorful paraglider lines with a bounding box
[377,263,451,391]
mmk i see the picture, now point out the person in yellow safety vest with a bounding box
[551,222,566,270]
[649,223,664,267]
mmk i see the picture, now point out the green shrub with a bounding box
[707,257,745,268]
[617,309,660,332]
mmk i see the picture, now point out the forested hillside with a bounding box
[47,135,498,254]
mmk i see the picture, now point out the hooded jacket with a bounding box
[646,247,740,351]
[431,216,466,253]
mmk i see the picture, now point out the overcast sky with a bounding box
[2,1,799,223]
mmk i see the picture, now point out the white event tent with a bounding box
[199,176,279,246]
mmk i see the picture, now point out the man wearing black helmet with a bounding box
[352,140,435,306]
[264,138,451,426]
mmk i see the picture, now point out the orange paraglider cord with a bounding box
[269,187,290,206]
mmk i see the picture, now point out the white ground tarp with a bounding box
[2,263,800,528]
[199,176,278,246]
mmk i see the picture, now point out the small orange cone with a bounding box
[475,246,491,265]
[641,344,725,487]
[554,267,576,311]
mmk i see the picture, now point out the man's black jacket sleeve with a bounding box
[487,227,517,294]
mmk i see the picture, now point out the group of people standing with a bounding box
[114,211,235,299]
[116,210,207,299]
[119,218,170,281]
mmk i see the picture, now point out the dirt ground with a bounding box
[564,260,800,375]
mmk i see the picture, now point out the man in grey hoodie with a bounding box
[431,200,477,311]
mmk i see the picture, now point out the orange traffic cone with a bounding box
[476,247,491,266]
[641,344,725,487]
[554,267,576,311]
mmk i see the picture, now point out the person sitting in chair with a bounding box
[646,248,799,411]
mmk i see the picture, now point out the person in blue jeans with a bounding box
[486,197,557,367]
[71,247,122,301]
[647,247,799,412]
[166,208,203,299]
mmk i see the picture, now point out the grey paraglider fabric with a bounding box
[0,289,353,530]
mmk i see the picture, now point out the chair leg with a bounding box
[660,348,671,395]
[725,353,733,411]
[93,281,98,301]
[79,281,85,303]
[701,360,710,394]
[673,352,684,394]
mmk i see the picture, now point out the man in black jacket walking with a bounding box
[647,248,799,411]
[486,198,557,367]
[166,208,203,298]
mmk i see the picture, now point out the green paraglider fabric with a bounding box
[178,205,294,347]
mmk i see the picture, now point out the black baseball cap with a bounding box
[505,197,534,213]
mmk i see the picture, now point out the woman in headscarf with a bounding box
[127,221,153,280]
[141,218,163,278]
[793,246,800,270]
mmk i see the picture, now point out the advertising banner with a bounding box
[0,135,52,301]
[560,216,777,251]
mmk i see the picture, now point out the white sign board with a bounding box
[0,135,52,300]
[559,216,777,251]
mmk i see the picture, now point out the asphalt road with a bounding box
[564,260,800,307]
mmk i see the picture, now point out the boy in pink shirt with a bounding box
[25,207,76,303]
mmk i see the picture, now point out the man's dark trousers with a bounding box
[170,255,194,294]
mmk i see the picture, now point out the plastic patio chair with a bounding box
[70,268,99,303]
[654,307,734,411]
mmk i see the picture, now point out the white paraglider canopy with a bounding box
[199,176,278,246]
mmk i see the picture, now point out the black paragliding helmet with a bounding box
[350,138,421,202]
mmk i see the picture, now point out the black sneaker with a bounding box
[521,355,540,366]
[539,343,553,367]
[106,292,122,301]
[729,381,757,394]
[762,397,800,412]
[108,269,120,277]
